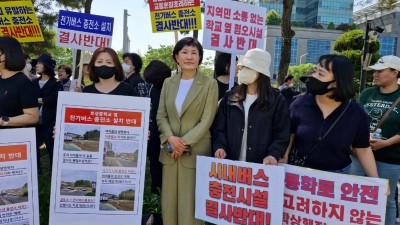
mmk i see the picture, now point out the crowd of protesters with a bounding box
[1,35,400,225]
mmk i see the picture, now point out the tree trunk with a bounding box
[75,0,93,78]
[277,0,295,85]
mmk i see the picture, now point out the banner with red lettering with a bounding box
[56,10,114,51]
[282,164,388,225]
[195,156,284,225]
[0,1,44,42]
[148,0,202,33]
[202,0,266,54]
[49,92,150,225]
[0,128,39,225]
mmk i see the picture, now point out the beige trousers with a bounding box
[161,158,204,225]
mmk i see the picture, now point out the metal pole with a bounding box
[359,20,371,94]
[123,9,130,53]
[299,53,308,65]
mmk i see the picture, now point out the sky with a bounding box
[90,0,215,59]
[61,169,97,182]
[65,124,99,136]
[106,140,138,154]
[0,176,27,190]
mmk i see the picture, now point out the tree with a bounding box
[277,0,295,85]
[288,63,315,90]
[333,30,381,92]
[266,9,282,25]
[333,30,380,53]
[83,130,100,141]
[21,0,57,56]
[119,189,135,200]
[327,22,335,30]
[377,0,397,11]
[142,45,214,77]
[142,45,176,72]
[335,23,353,31]
[311,23,323,29]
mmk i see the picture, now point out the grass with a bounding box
[37,149,161,225]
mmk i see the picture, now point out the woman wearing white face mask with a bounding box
[122,52,149,97]
[212,48,290,165]
[23,53,37,80]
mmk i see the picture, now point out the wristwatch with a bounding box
[1,116,9,126]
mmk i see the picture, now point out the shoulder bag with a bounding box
[371,96,400,133]
[288,100,351,167]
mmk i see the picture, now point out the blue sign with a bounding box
[58,10,114,36]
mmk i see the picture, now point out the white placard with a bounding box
[195,156,284,225]
[49,92,150,225]
[282,164,387,225]
[202,0,267,54]
[0,128,39,225]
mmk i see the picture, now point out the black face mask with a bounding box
[306,76,335,95]
[94,65,116,80]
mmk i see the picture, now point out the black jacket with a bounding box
[123,72,147,97]
[212,89,290,163]
[34,76,63,126]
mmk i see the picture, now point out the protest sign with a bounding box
[196,156,284,225]
[56,10,114,52]
[202,0,266,54]
[49,92,150,225]
[0,128,39,225]
[148,0,202,33]
[282,164,388,225]
[0,1,43,42]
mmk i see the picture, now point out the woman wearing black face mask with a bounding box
[280,54,378,178]
[82,47,135,96]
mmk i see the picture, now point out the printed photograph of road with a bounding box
[63,124,100,152]
[103,141,139,167]
[99,185,135,211]
[0,176,28,205]
[60,170,97,196]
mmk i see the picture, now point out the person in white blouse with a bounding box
[157,37,218,225]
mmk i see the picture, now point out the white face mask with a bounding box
[122,63,131,74]
[238,67,258,85]
[25,63,32,71]
[288,83,294,87]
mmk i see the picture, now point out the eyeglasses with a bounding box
[58,70,66,73]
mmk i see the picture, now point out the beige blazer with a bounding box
[157,71,218,168]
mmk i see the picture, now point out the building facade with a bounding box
[259,0,354,27]
[265,25,344,78]
[353,3,400,57]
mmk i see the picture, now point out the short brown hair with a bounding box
[88,47,124,82]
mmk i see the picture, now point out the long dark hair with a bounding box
[232,74,274,111]
[318,54,355,101]
[89,47,124,82]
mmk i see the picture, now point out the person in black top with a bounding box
[142,60,171,194]
[279,75,300,107]
[122,52,149,97]
[34,54,63,173]
[83,47,135,96]
[0,37,39,128]
[214,53,238,100]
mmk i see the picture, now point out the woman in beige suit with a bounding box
[157,37,218,225]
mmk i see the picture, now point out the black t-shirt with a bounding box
[0,72,39,118]
[83,82,135,96]
[217,79,237,100]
